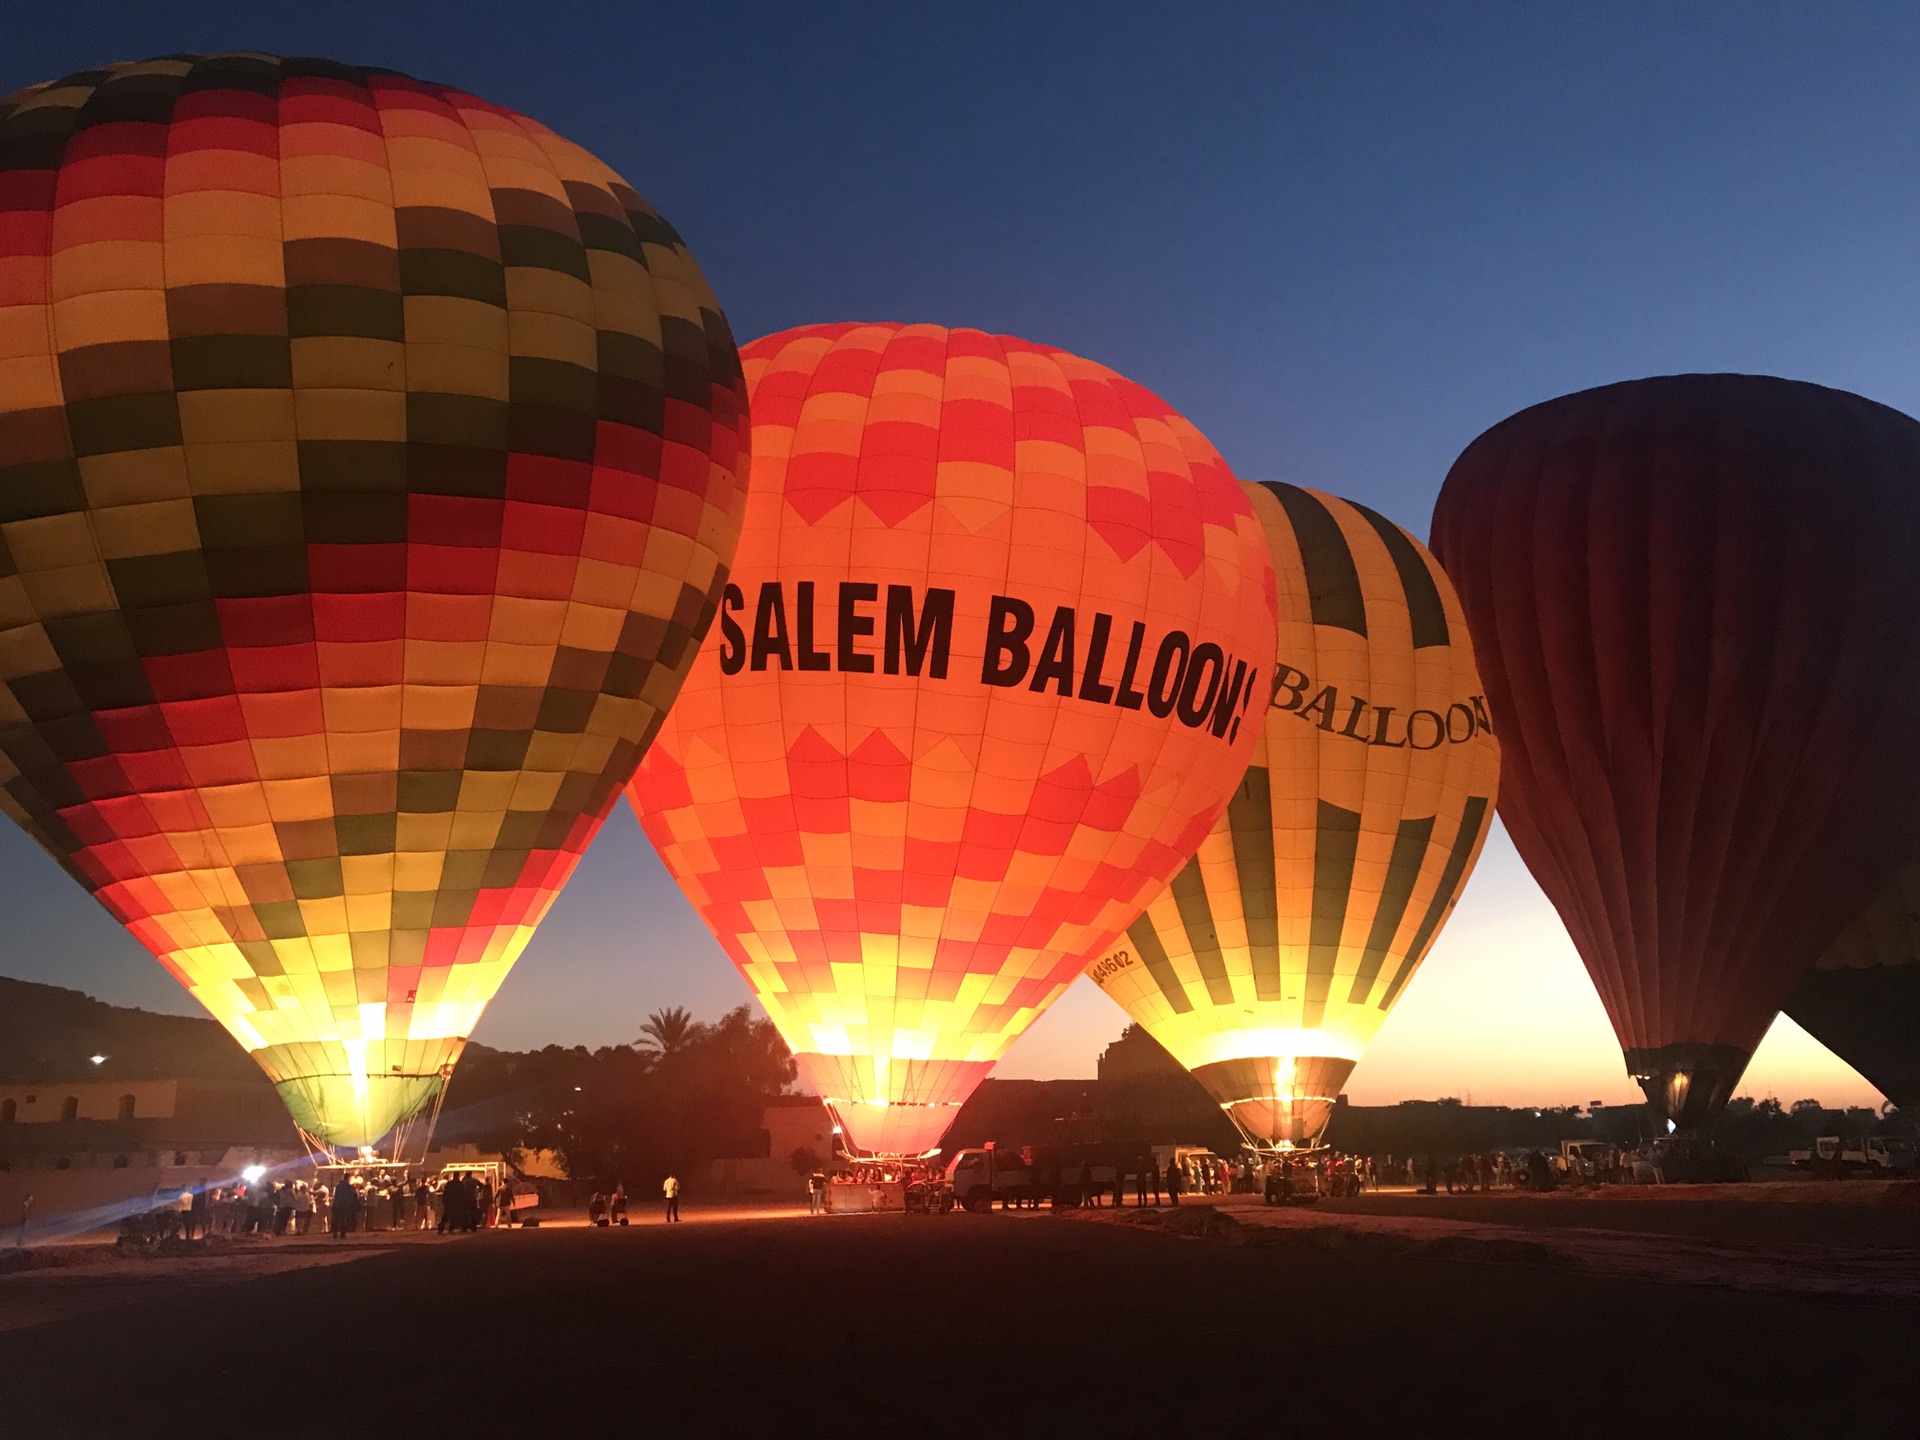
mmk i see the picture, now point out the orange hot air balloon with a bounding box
[0,57,748,1150]
[629,323,1276,1155]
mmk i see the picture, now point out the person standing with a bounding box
[329,1179,357,1239]
[437,1174,462,1234]
[1164,1158,1182,1207]
[662,1173,680,1223]
[807,1171,826,1215]
[186,1184,209,1240]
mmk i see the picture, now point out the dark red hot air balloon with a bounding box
[1430,375,1920,1133]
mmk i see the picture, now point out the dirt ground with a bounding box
[0,1193,1916,1440]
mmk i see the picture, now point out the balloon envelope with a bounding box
[629,323,1275,1154]
[1784,864,1920,1110]
[1093,482,1499,1146]
[1430,375,1920,1132]
[0,57,748,1147]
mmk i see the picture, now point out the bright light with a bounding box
[88,1055,105,1065]
[241,1165,266,1183]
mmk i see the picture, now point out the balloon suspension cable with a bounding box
[296,1127,341,1170]
[386,1064,455,1170]
[415,1063,455,1168]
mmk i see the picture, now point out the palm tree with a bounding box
[638,1006,699,1059]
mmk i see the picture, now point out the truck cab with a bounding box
[946,1147,1032,1212]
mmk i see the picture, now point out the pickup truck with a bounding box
[1787,1135,1914,1177]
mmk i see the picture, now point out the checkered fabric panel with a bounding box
[0,56,748,1147]
[1093,483,1499,1144]
[629,322,1276,1156]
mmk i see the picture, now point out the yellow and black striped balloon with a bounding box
[1088,482,1499,1146]
[1784,863,1920,1109]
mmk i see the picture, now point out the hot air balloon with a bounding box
[1089,482,1499,1148]
[628,323,1275,1156]
[0,56,748,1152]
[1430,375,1920,1134]
[1784,864,1920,1110]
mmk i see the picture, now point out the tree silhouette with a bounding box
[638,1006,699,1059]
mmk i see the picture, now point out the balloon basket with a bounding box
[823,1153,955,1215]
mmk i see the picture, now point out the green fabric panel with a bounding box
[1127,911,1193,1015]
[1230,766,1282,1000]
[1347,814,1436,1005]
[1350,500,1450,648]
[1261,482,1367,636]
[1302,800,1362,1029]
[1170,856,1235,1006]
[1380,795,1491,1008]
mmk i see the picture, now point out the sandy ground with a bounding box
[0,1193,1915,1439]
[1080,1190,1920,1301]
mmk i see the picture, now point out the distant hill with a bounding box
[0,975,263,1083]
[0,975,506,1086]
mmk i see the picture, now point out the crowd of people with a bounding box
[151,1170,523,1242]
[940,1145,1587,1214]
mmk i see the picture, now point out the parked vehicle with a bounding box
[1552,1140,1618,1182]
[1625,1137,1748,1184]
[946,1144,1140,1212]
[1787,1135,1915,1177]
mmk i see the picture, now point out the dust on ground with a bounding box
[1071,1188,1920,1300]
[0,1196,1916,1439]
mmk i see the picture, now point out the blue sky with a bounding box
[0,2,1908,1103]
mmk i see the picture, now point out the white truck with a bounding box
[946,1146,1130,1212]
[1786,1135,1914,1177]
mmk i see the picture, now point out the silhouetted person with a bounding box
[440,1173,472,1233]
[1164,1159,1182,1207]
[610,1184,628,1225]
[330,1180,359,1239]
[1527,1149,1555,1193]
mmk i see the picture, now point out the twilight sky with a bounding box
[0,2,1908,1106]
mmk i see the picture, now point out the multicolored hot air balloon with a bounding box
[1430,375,1920,1133]
[1091,482,1498,1147]
[1785,864,1920,1110]
[0,56,747,1150]
[629,323,1275,1155]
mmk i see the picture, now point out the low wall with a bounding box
[825,1179,904,1214]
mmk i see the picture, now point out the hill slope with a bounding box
[0,975,259,1083]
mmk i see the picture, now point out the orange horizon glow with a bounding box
[991,818,1890,1112]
